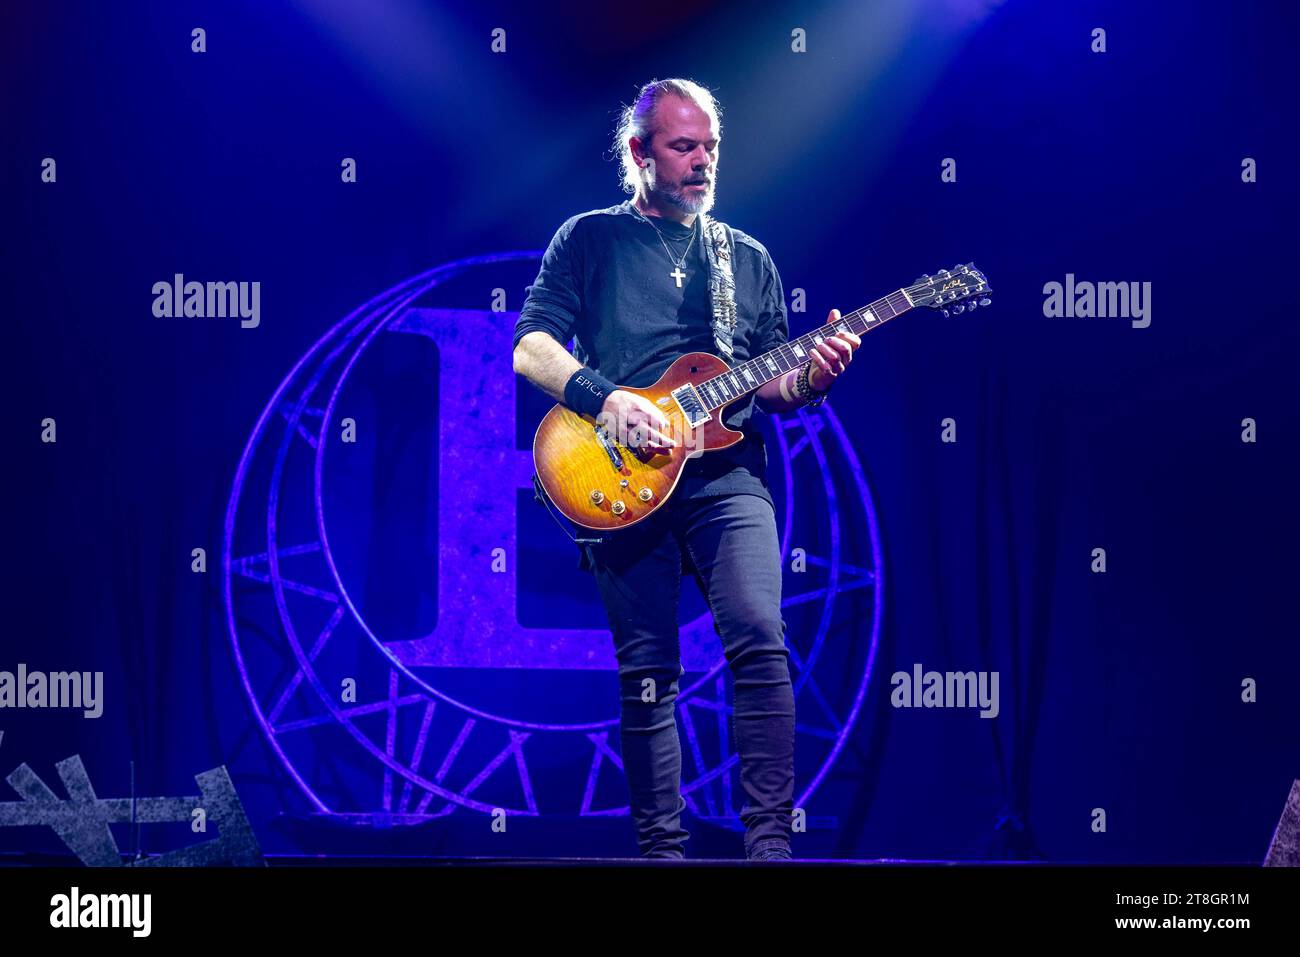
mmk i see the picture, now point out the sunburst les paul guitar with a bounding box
[532,263,991,531]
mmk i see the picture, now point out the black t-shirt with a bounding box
[513,199,789,506]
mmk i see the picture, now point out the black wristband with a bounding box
[564,366,617,418]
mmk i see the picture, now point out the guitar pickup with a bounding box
[670,383,711,428]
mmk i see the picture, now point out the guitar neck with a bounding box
[695,288,914,412]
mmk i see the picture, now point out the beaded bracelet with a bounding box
[794,360,831,407]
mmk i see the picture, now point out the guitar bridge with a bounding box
[593,422,626,471]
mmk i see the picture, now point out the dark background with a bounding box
[2,0,1297,863]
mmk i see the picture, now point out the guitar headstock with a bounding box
[907,263,992,316]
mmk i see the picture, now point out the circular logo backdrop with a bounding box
[223,253,884,832]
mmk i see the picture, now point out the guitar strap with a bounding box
[700,212,739,362]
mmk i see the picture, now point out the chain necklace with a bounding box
[630,201,698,288]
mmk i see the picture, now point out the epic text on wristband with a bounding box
[564,366,617,418]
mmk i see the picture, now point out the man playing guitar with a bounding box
[512,77,860,861]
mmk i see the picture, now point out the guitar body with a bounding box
[533,351,745,531]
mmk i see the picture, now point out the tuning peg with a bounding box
[941,308,950,318]
[952,303,965,313]
[979,297,991,306]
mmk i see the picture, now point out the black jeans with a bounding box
[584,490,796,858]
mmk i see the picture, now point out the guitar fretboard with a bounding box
[694,288,913,412]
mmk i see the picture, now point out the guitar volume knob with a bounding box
[637,487,653,502]
[611,501,626,516]
[589,490,605,505]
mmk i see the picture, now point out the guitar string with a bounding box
[636,292,906,435]
[695,290,912,411]
[620,276,987,436]
[693,277,988,411]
